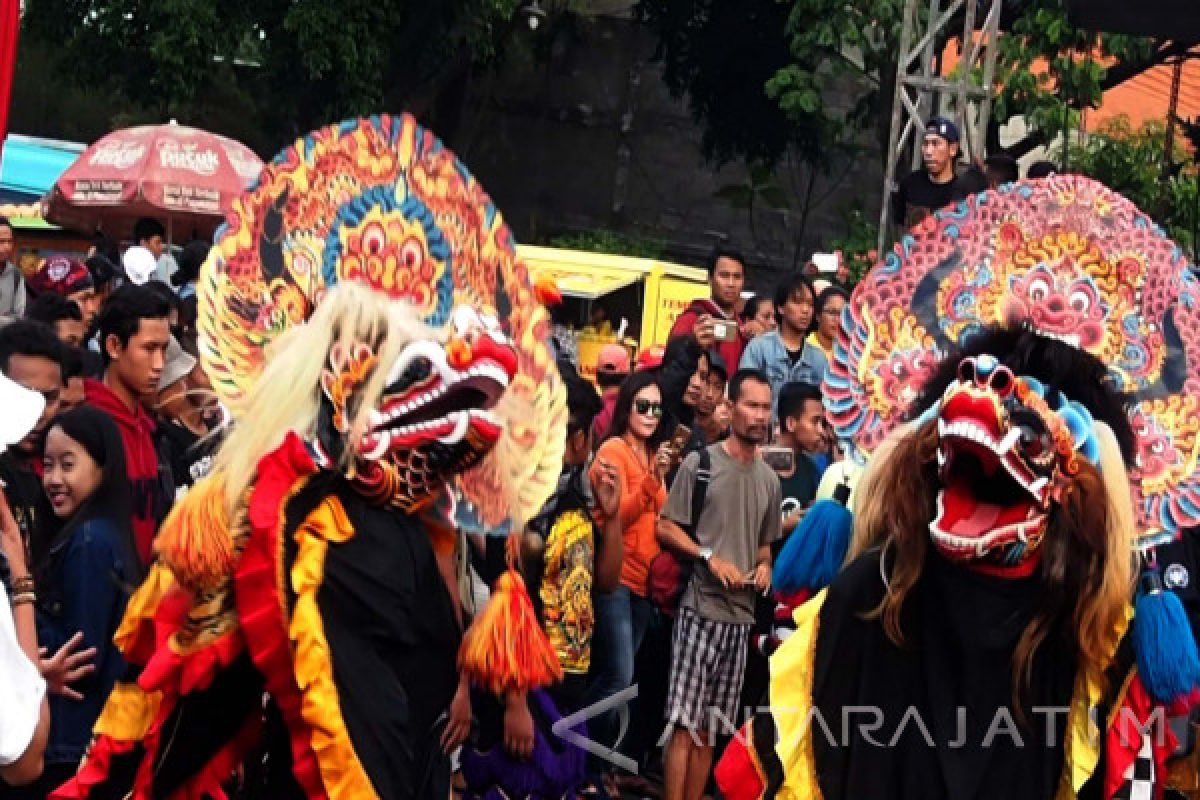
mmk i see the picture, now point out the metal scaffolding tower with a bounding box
[877,0,1005,254]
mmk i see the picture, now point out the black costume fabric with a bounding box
[285,477,462,799]
[808,549,1079,800]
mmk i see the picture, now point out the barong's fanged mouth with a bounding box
[929,355,1064,565]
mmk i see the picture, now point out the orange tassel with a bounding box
[533,278,563,306]
[154,474,235,594]
[459,568,563,694]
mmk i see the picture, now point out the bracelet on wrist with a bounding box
[10,575,34,594]
[10,591,35,608]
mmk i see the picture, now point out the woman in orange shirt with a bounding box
[585,371,672,762]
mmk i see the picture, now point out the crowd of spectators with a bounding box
[0,216,221,799]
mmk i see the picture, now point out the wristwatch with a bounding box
[697,547,713,563]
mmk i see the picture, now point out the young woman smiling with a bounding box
[27,407,141,796]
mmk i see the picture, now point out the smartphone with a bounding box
[670,424,692,452]
[712,320,737,343]
[762,446,795,472]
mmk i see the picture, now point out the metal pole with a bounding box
[917,0,942,170]
[956,0,978,161]
[878,0,921,256]
[974,0,1003,161]
[1164,56,1184,179]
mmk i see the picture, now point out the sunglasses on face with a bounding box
[634,399,663,417]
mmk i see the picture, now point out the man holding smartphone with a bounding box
[656,370,782,800]
[669,246,758,371]
[771,382,825,539]
[739,381,826,715]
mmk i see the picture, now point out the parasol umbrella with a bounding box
[45,121,263,241]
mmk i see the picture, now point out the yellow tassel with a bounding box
[154,473,236,594]
[459,568,563,695]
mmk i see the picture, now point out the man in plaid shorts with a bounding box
[656,369,782,800]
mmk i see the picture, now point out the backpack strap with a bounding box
[685,447,712,542]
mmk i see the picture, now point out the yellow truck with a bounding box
[516,244,710,381]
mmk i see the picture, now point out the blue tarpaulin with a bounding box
[0,134,82,200]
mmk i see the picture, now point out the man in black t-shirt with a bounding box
[771,382,824,550]
[892,116,987,230]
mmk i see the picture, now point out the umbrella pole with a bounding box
[166,216,174,285]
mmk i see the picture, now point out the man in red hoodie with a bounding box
[85,284,171,566]
[669,246,762,369]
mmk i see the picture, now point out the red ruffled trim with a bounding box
[49,735,140,800]
[1104,674,1176,800]
[124,626,256,800]
[234,433,327,800]
[138,628,244,700]
[135,709,264,800]
[112,561,250,797]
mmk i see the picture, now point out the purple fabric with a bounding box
[461,689,588,799]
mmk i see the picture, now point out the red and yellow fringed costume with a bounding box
[53,114,567,800]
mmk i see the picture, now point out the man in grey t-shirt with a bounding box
[657,369,781,800]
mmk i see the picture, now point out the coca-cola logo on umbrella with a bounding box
[88,140,147,170]
[158,140,220,176]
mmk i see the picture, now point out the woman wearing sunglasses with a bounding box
[584,371,672,773]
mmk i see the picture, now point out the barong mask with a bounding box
[316,305,518,511]
[826,175,1200,547]
[199,113,566,529]
[930,353,1100,565]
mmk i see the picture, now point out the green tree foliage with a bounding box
[638,0,1179,171]
[768,0,902,159]
[1065,117,1199,258]
[826,202,879,283]
[991,0,1161,155]
[713,162,790,238]
[635,0,845,167]
[19,0,521,149]
[547,229,666,259]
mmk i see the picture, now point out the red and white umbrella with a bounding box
[45,121,263,240]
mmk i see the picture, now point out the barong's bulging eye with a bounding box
[989,366,1014,396]
[1009,409,1056,470]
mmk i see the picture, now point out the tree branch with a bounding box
[1004,41,1199,158]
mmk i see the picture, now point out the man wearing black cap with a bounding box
[891,116,987,230]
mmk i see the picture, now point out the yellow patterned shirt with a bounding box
[539,509,595,674]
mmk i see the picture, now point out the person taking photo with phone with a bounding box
[772,382,826,539]
[669,246,758,371]
[656,336,719,483]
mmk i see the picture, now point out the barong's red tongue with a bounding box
[938,480,1032,539]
